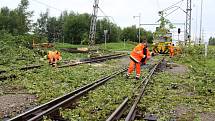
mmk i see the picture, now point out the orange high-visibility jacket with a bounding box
[47,51,62,63]
[130,43,145,63]
[54,51,62,61]
[169,45,174,53]
[47,51,54,61]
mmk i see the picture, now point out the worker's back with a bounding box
[130,43,145,62]
[47,51,62,66]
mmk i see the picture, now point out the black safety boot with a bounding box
[135,77,140,80]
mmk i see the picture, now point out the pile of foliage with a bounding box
[0,33,41,67]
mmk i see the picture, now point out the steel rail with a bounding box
[0,70,6,74]
[0,54,126,81]
[106,59,162,121]
[0,65,42,75]
[9,68,127,121]
[125,59,161,121]
[82,53,123,61]
[20,65,42,70]
[106,97,129,121]
[58,53,127,68]
[0,74,16,81]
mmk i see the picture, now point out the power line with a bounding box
[30,0,63,12]
[98,7,116,24]
[163,0,184,11]
[164,7,180,18]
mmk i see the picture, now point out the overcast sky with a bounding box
[0,0,214,42]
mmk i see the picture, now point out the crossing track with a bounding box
[106,58,163,121]
[8,67,127,121]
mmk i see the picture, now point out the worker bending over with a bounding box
[141,44,151,65]
[127,40,147,80]
[47,51,62,67]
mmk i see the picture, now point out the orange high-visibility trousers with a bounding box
[127,60,141,78]
[170,52,174,58]
[169,45,174,58]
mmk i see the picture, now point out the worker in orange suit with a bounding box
[141,45,151,65]
[47,51,62,67]
[126,40,147,80]
[169,44,174,58]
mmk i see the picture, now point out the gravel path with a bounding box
[0,94,36,119]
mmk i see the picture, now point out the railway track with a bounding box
[0,65,42,81]
[9,67,127,121]
[57,53,127,68]
[106,58,163,121]
[0,53,127,81]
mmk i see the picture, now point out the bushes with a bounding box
[0,33,40,66]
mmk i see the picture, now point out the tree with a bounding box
[63,12,90,44]
[209,37,215,45]
[16,0,33,34]
[153,11,175,40]
[33,10,49,42]
[120,25,137,42]
[0,0,32,35]
[120,26,153,43]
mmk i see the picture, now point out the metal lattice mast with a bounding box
[89,0,99,47]
[185,0,192,44]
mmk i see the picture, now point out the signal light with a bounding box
[178,28,181,34]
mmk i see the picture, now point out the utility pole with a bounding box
[133,13,141,43]
[104,30,108,49]
[89,0,99,47]
[185,0,192,44]
[199,0,203,45]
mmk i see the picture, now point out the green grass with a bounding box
[55,42,136,51]
[54,42,88,49]
[55,42,136,60]
[3,59,125,103]
[61,74,137,121]
[99,42,136,51]
[6,41,214,120]
[60,60,149,120]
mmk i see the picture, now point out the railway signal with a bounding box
[178,28,181,34]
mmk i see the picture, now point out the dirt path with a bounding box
[0,94,36,119]
[166,63,189,75]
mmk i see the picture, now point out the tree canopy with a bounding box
[0,0,154,44]
[209,37,215,45]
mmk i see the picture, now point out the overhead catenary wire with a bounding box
[162,0,184,12]
[98,7,116,24]
[164,7,181,18]
[30,0,63,12]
